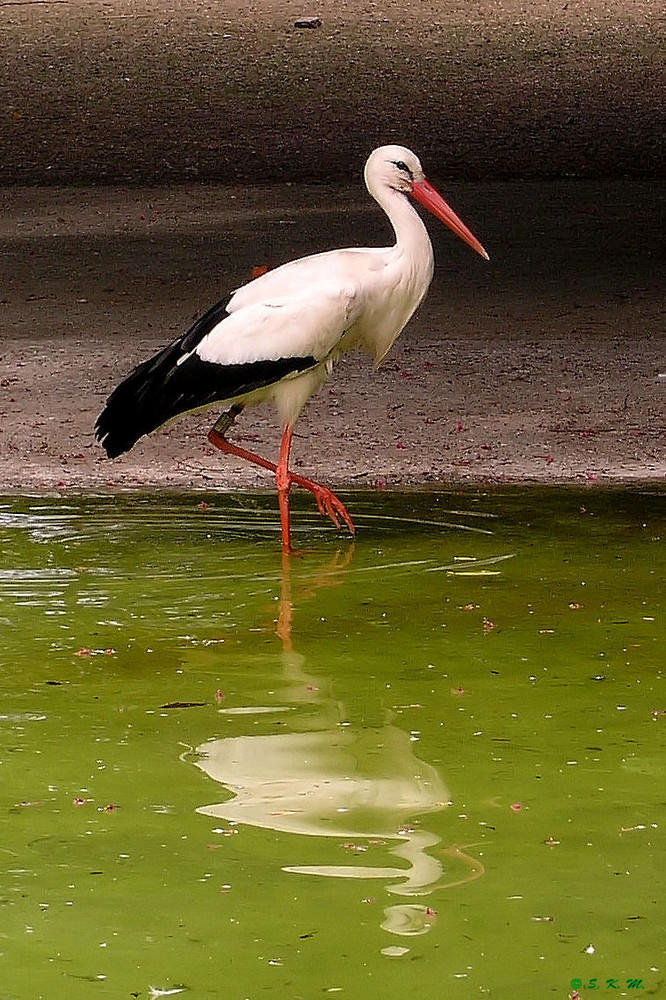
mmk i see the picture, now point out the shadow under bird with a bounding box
[94,144,489,552]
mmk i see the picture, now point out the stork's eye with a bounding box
[393,159,413,178]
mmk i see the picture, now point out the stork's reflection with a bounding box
[194,548,480,937]
[275,546,354,653]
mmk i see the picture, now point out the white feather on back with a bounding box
[226,247,385,315]
[195,282,360,367]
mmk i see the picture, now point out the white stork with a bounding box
[94,145,489,552]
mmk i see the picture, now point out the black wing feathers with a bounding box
[94,297,318,459]
[179,296,233,353]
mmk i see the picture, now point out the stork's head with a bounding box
[364,144,489,261]
[364,144,426,194]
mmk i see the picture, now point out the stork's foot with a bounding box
[288,473,355,535]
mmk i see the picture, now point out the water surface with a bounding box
[0,489,663,999]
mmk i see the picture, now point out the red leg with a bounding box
[207,416,355,545]
[276,425,295,553]
[208,426,278,475]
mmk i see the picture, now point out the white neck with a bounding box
[371,183,434,265]
[354,178,435,365]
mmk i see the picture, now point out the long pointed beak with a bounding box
[411,178,489,261]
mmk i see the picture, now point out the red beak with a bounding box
[411,178,489,261]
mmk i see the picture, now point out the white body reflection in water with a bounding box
[195,725,449,932]
[192,542,488,938]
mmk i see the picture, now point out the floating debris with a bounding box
[159,702,206,709]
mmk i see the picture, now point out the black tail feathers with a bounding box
[94,347,181,458]
[95,343,319,459]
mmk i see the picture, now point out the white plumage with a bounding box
[95,144,489,552]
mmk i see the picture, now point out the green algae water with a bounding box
[0,489,663,1000]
